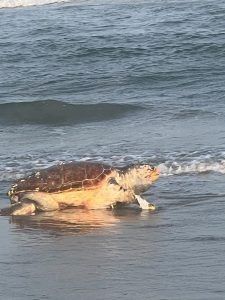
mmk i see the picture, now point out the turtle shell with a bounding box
[8,162,114,196]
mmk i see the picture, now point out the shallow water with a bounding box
[1,0,225,299]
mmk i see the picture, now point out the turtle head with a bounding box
[133,163,160,183]
[119,164,160,194]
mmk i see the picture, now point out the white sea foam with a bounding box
[1,156,225,182]
[158,160,225,176]
[0,0,68,8]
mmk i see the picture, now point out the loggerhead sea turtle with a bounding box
[0,161,160,216]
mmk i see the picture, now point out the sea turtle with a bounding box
[0,161,160,216]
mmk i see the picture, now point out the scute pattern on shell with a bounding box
[8,162,113,196]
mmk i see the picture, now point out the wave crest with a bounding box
[0,100,141,125]
[1,154,225,183]
[159,160,225,176]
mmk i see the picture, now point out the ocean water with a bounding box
[1,0,225,299]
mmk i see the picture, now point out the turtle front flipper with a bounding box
[105,177,136,208]
[135,195,156,211]
[0,202,36,216]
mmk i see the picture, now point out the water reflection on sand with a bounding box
[10,208,143,235]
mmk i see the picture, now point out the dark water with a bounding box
[1,0,225,299]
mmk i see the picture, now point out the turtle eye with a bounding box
[148,166,155,171]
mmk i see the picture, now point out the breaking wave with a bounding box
[1,152,225,182]
[159,160,225,176]
[0,100,141,125]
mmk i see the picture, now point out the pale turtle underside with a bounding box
[8,162,114,196]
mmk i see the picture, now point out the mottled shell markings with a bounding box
[8,162,114,196]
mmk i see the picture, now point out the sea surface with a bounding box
[1,0,225,299]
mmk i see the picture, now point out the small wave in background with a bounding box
[0,100,141,125]
[0,100,220,126]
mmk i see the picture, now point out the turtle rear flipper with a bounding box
[0,202,36,216]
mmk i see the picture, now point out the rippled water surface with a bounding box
[1,0,225,299]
